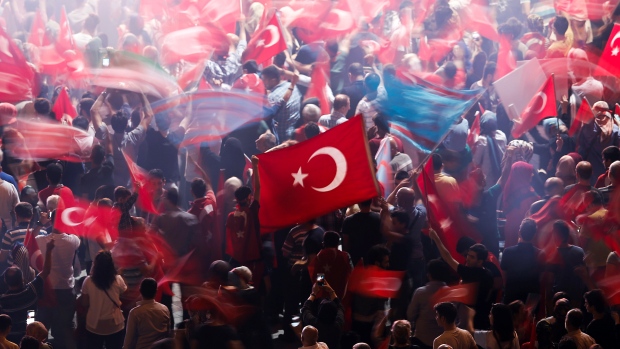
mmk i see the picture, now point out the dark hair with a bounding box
[553,220,570,243]
[395,170,409,181]
[427,259,449,282]
[303,235,322,255]
[565,308,583,329]
[584,289,607,313]
[359,199,373,207]
[107,92,124,110]
[469,243,488,262]
[482,62,497,79]
[140,278,158,299]
[576,161,592,180]
[242,60,259,74]
[110,111,129,134]
[317,299,338,323]
[364,73,381,92]
[46,163,63,185]
[519,218,537,241]
[73,115,90,131]
[84,13,100,33]
[0,314,12,332]
[91,251,117,290]
[348,63,364,76]
[20,336,41,349]
[155,113,171,132]
[91,144,106,165]
[34,98,51,115]
[333,95,349,110]
[165,187,179,206]
[390,210,410,227]
[304,122,321,139]
[323,231,340,248]
[498,17,523,39]
[14,202,33,219]
[114,186,131,201]
[274,52,286,67]
[444,61,457,79]
[553,16,569,36]
[148,169,165,181]
[374,114,390,132]
[491,303,515,342]
[603,146,620,162]
[234,186,252,201]
[191,178,207,198]
[365,244,390,267]
[4,266,23,288]
[435,302,457,324]
[558,337,578,349]
[431,153,443,171]
[586,190,603,206]
[261,65,280,80]
[456,236,477,255]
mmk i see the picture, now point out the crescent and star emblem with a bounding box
[257,25,279,48]
[291,146,347,192]
[526,91,547,115]
[610,31,620,56]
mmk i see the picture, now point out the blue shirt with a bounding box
[0,172,17,190]
[267,81,301,144]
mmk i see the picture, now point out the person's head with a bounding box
[302,104,322,123]
[148,168,165,193]
[19,335,40,349]
[190,178,207,199]
[527,14,545,33]
[427,259,449,282]
[234,186,253,207]
[394,170,409,187]
[472,51,487,74]
[164,187,179,209]
[535,319,554,347]
[364,73,381,93]
[83,13,99,34]
[78,98,95,119]
[395,187,415,210]
[553,220,571,245]
[352,343,371,349]
[443,61,457,80]
[391,320,412,346]
[602,146,620,169]
[544,177,565,197]
[139,277,158,300]
[348,62,364,82]
[584,289,607,315]
[585,190,604,211]
[25,321,47,342]
[456,236,477,258]
[432,153,443,173]
[34,98,51,117]
[229,266,252,289]
[317,298,338,324]
[304,122,321,139]
[322,231,340,248]
[14,202,33,222]
[333,94,350,115]
[0,102,16,126]
[558,338,578,349]
[390,210,410,232]
[435,302,458,327]
[207,260,231,286]
[110,109,129,134]
[46,195,60,211]
[260,65,281,90]
[155,112,171,132]
[519,218,537,242]
[301,325,319,347]
[4,266,23,289]
[20,186,37,206]
[553,16,569,36]
[242,60,259,74]
[554,298,571,320]
[365,244,390,269]
[374,114,390,135]
[114,186,132,203]
[509,300,527,325]
[490,303,515,342]
[609,160,620,185]
[89,144,106,166]
[482,62,496,84]
[255,132,276,153]
[576,161,593,182]
[0,314,11,335]
[46,162,63,185]
[91,250,117,290]
[466,243,488,267]
[565,308,584,332]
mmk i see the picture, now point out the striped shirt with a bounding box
[0,275,44,334]
[1,223,29,264]
[282,226,325,265]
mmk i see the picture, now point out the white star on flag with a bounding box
[440,218,452,232]
[291,167,309,187]
[323,264,331,272]
[613,47,620,56]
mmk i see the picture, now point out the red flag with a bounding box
[459,1,499,41]
[495,34,517,80]
[122,150,160,214]
[616,103,620,117]
[597,23,620,76]
[257,115,379,230]
[597,274,620,305]
[24,229,43,271]
[200,0,240,34]
[467,111,481,149]
[0,26,36,103]
[305,61,331,115]
[348,265,404,298]
[52,87,78,121]
[177,60,208,91]
[375,137,393,199]
[11,119,93,162]
[430,283,478,306]
[511,75,556,138]
[568,97,594,136]
[160,26,224,65]
[56,6,74,53]
[28,11,50,47]
[243,13,287,65]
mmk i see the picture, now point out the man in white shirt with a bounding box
[300,325,328,349]
[123,278,171,349]
[318,94,349,129]
[0,175,18,230]
[433,302,477,349]
[35,219,81,349]
[72,14,99,50]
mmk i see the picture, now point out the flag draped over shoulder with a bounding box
[380,74,481,151]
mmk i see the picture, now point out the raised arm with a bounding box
[90,90,107,131]
[429,229,459,271]
[39,235,54,279]
[252,156,260,202]
[139,93,154,130]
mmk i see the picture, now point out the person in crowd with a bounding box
[301,281,344,349]
[341,63,366,118]
[600,160,620,206]
[562,309,595,349]
[578,102,620,184]
[473,303,520,349]
[79,143,114,201]
[25,321,52,349]
[261,65,301,143]
[123,278,170,349]
[546,16,570,58]
[0,159,19,229]
[594,146,620,188]
[473,111,507,189]
[502,161,539,248]
[530,177,565,215]
[583,290,616,348]
[356,73,382,131]
[341,199,382,266]
[577,190,610,283]
[313,231,353,299]
[434,302,477,349]
[0,314,19,349]
[318,94,349,129]
[299,325,328,349]
[0,202,33,268]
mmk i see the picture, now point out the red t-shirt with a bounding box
[225,200,261,263]
[595,171,608,188]
[39,185,75,210]
[188,191,222,263]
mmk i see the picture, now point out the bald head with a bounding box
[301,326,318,346]
[544,177,564,197]
[353,344,371,349]
[302,104,321,123]
[333,94,350,114]
[437,345,454,349]
[396,187,415,209]
[610,161,620,184]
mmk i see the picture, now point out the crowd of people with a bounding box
[0,0,619,349]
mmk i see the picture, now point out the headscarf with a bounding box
[555,155,576,185]
[542,118,566,138]
[595,111,613,142]
[507,140,534,163]
[502,161,535,211]
[481,111,502,178]
[220,137,246,181]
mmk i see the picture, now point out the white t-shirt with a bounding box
[434,328,478,349]
[0,179,18,229]
[473,330,520,349]
[82,275,127,335]
[36,233,80,289]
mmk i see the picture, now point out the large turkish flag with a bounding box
[597,23,620,76]
[257,115,379,231]
[244,13,287,66]
[511,74,556,139]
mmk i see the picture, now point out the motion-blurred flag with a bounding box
[52,87,78,121]
[511,74,556,138]
[597,23,620,76]
[200,0,240,34]
[305,61,331,115]
[375,137,393,199]
[430,283,478,306]
[57,6,75,54]
[348,265,405,298]
[0,26,36,103]
[160,25,223,65]
[122,150,160,214]
[28,11,50,47]
[495,35,516,80]
[244,13,287,66]
[568,97,593,136]
[24,229,43,271]
[11,119,93,162]
[467,111,481,149]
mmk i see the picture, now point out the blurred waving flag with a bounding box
[52,87,78,121]
[568,97,593,136]
[511,74,556,138]
[375,137,393,199]
[243,13,287,66]
[380,73,480,151]
[0,26,36,103]
[12,119,93,162]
